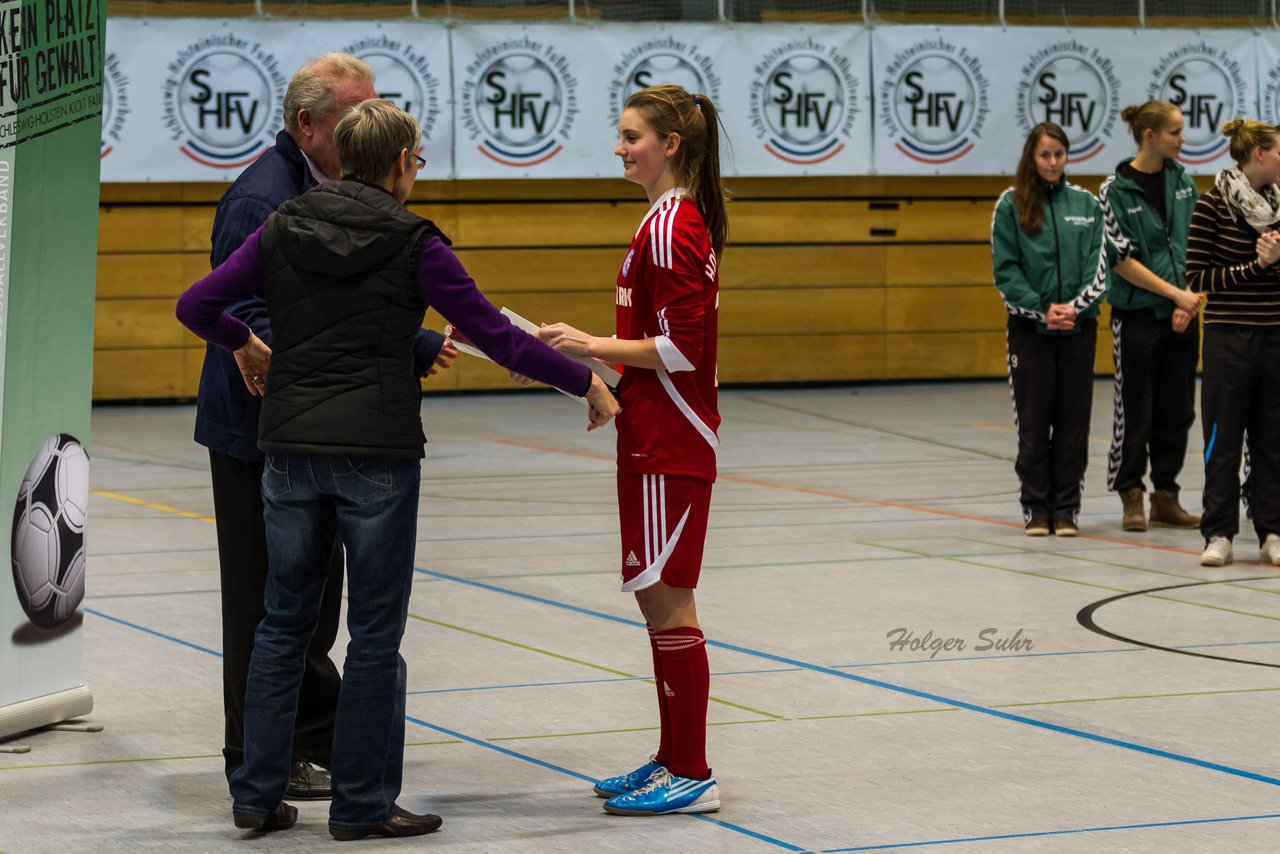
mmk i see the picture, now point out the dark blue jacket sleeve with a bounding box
[211,193,277,345]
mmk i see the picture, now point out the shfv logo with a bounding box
[460,38,579,168]
[751,39,860,166]
[878,39,988,165]
[1018,41,1119,163]
[347,36,443,143]
[1150,44,1247,164]
[101,51,129,159]
[610,38,722,125]
[162,37,286,169]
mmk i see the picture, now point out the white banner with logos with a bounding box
[100,19,1263,181]
[722,25,871,176]
[100,19,452,182]
[449,23,870,179]
[873,26,1259,176]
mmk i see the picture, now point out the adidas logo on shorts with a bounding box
[625,550,641,567]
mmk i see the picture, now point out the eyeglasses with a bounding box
[412,152,426,172]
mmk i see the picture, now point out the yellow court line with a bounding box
[487,718,772,743]
[867,542,1280,624]
[406,611,788,721]
[89,487,789,721]
[92,490,215,524]
[0,753,221,772]
[5,688,1274,773]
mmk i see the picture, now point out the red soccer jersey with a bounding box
[614,189,720,481]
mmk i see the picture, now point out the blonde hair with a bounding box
[623,85,728,257]
[283,53,374,135]
[1222,118,1280,166]
[334,99,420,185]
[1120,100,1179,146]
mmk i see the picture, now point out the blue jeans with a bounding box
[229,452,421,828]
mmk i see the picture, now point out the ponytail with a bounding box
[1121,100,1179,147]
[623,85,729,257]
[1221,117,1280,166]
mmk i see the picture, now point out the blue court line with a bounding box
[85,608,223,658]
[822,811,1280,851]
[82,607,806,849]
[405,636,1280,697]
[403,715,806,851]
[84,603,1280,850]
[413,567,1280,788]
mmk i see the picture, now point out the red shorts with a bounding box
[617,472,712,591]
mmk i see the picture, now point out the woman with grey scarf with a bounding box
[1186,118,1280,567]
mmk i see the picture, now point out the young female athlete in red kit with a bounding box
[539,84,726,816]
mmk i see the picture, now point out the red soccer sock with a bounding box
[648,624,673,767]
[652,626,710,780]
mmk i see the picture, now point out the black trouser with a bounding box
[1200,325,1280,545]
[1006,316,1097,522]
[1106,308,1199,494]
[209,449,344,780]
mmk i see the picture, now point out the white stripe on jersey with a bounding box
[655,334,695,372]
[656,368,719,451]
[659,475,668,545]
[623,477,692,592]
[663,201,677,268]
[642,475,652,567]
[637,187,687,270]
[649,201,677,269]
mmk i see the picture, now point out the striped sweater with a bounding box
[1186,185,1280,326]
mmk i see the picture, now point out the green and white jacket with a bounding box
[1098,157,1198,319]
[991,179,1109,335]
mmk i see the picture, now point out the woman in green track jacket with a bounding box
[992,122,1109,537]
[1098,100,1204,534]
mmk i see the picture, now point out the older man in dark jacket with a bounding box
[199,53,451,799]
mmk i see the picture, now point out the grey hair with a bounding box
[282,53,374,134]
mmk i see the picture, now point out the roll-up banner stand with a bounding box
[0,0,104,739]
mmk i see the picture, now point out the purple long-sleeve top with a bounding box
[176,225,593,398]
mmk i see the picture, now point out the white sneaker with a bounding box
[1260,534,1280,566]
[1200,536,1233,567]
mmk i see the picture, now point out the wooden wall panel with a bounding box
[94,178,1131,400]
[884,287,1006,333]
[98,254,212,299]
[720,334,885,383]
[883,332,1008,379]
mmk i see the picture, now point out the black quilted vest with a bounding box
[257,180,444,459]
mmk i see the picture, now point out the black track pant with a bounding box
[1200,325,1280,545]
[1106,308,1199,494]
[209,449,344,780]
[1007,316,1097,521]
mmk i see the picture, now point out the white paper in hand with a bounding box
[500,307,622,387]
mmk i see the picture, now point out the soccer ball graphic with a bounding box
[10,434,89,629]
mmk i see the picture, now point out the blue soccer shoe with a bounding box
[602,768,720,815]
[593,756,665,798]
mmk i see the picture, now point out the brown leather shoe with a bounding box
[1120,487,1146,531]
[1150,488,1200,528]
[233,801,297,832]
[329,805,442,841]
